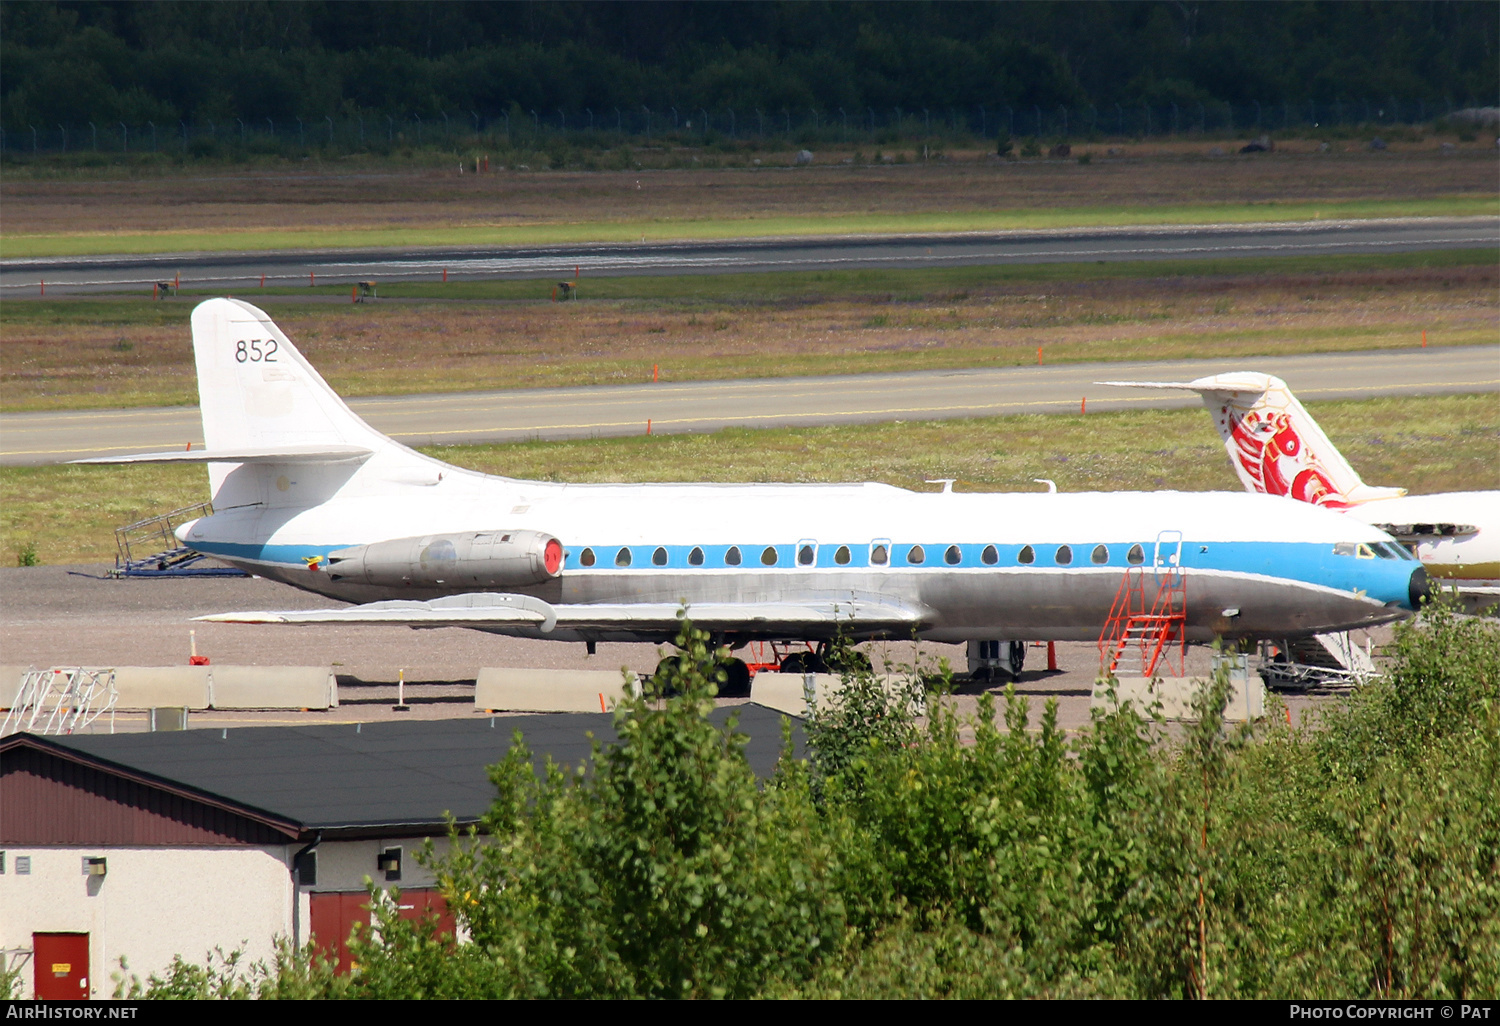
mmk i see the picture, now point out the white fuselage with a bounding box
[1344,491,1500,581]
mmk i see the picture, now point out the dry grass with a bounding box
[3,262,1494,410]
[4,393,1494,567]
[2,149,1494,251]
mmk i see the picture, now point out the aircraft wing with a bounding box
[194,592,928,635]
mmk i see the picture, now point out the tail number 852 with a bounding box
[235,339,279,362]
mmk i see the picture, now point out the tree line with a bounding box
[3,1,1494,132]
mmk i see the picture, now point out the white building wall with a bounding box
[310,837,451,894]
[0,846,294,999]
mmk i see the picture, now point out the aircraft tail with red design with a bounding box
[1100,372,1406,508]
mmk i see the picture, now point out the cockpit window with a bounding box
[1372,542,1399,559]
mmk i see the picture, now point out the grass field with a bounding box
[3,252,1493,411]
[5,392,1495,567]
[2,148,1493,257]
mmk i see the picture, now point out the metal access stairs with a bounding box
[110,502,246,578]
[1099,564,1187,679]
[1,667,117,737]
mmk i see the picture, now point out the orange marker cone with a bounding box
[1081,397,1087,414]
[647,419,652,435]
[1037,346,1043,365]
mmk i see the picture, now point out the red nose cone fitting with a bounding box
[544,538,563,575]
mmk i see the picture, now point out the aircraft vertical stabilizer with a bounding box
[1099,372,1406,509]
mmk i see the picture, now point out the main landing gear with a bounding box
[651,653,752,698]
[967,639,1026,682]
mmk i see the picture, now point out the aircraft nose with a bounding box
[1409,566,1433,609]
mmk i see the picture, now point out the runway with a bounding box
[2,216,1494,294]
[2,345,1494,465]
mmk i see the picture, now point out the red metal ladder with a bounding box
[1098,562,1187,679]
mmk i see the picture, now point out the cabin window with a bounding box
[1092,544,1109,564]
[1056,545,1073,565]
[798,545,815,566]
[1127,543,1144,565]
[945,545,962,565]
[725,546,742,566]
[652,546,668,566]
[579,547,596,567]
[615,547,632,567]
[1018,545,1035,565]
[907,545,926,565]
[689,546,705,566]
[981,544,998,565]
[834,545,851,565]
[870,543,889,565]
[761,546,779,566]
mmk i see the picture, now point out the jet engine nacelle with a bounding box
[326,530,563,588]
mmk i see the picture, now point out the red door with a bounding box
[33,933,89,1000]
[309,891,371,974]
[393,889,457,941]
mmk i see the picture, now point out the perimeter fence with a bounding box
[3,99,1490,158]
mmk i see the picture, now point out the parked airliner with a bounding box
[81,300,1428,686]
[1102,372,1499,585]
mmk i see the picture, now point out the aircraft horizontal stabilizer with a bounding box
[72,444,374,465]
[195,593,928,635]
[1094,380,1202,390]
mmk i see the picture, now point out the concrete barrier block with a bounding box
[476,667,641,713]
[111,666,213,711]
[751,672,925,718]
[1092,674,1266,722]
[209,666,338,710]
[0,666,35,708]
